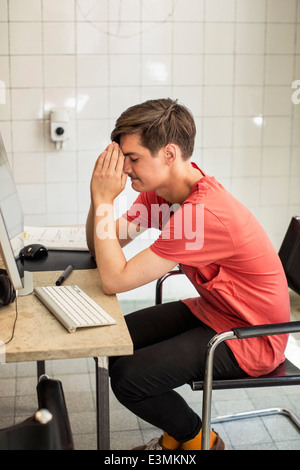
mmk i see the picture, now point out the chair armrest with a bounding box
[232,321,300,339]
[155,267,183,304]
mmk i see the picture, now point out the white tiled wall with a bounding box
[0,0,300,299]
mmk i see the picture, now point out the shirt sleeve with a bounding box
[150,205,234,268]
[123,192,154,229]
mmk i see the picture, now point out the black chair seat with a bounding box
[191,358,300,391]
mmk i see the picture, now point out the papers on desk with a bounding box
[24,225,88,251]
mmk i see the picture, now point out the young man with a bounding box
[86,98,290,450]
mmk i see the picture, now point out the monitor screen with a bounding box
[0,132,29,292]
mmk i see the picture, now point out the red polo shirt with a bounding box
[124,168,290,377]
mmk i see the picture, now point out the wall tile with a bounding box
[261,147,291,176]
[203,86,233,116]
[236,24,265,54]
[11,89,43,120]
[232,148,261,177]
[264,86,294,116]
[77,55,109,87]
[236,0,266,22]
[267,0,297,22]
[46,182,78,214]
[9,0,41,21]
[110,55,142,86]
[0,22,8,54]
[16,183,46,215]
[76,22,108,54]
[233,117,263,147]
[173,0,204,21]
[205,0,235,22]
[108,0,139,21]
[265,55,294,85]
[174,23,204,54]
[204,23,235,54]
[10,56,43,88]
[0,122,12,152]
[292,117,300,145]
[289,176,300,204]
[46,152,77,183]
[76,0,108,22]
[202,148,232,178]
[172,86,203,117]
[204,55,234,85]
[44,87,76,119]
[109,87,141,121]
[266,24,296,55]
[141,23,172,54]
[263,117,292,147]
[109,22,141,54]
[0,0,8,21]
[0,0,298,298]
[42,0,75,21]
[260,176,290,205]
[13,153,45,184]
[235,55,264,85]
[43,56,76,87]
[231,177,260,207]
[77,151,97,182]
[291,147,300,175]
[77,119,109,151]
[76,87,108,119]
[203,117,232,147]
[9,22,42,55]
[234,86,264,116]
[12,120,44,152]
[142,55,172,86]
[43,23,75,55]
[0,87,10,120]
[141,0,173,22]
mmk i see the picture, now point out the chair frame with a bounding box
[0,375,73,450]
[155,216,300,449]
[198,324,300,449]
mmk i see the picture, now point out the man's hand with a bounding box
[91,142,127,206]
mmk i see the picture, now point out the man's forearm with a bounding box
[93,201,128,294]
[86,202,96,257]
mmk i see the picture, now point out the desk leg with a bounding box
[94,356,110,450]
[37,360,45,379]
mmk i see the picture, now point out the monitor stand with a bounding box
[17,270,34,296]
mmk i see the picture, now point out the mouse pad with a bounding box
[24,250,96,272]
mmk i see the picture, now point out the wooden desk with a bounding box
[0,269,133,450]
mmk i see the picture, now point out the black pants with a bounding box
[110,301,247,443]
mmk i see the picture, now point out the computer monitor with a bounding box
[0,132,33,296]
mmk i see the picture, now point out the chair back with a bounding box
[278,216,300,295]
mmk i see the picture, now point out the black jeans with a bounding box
[110,301,247,442]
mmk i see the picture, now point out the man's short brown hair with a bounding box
[110,98,196,160]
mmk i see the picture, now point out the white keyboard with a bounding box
[34,285,116,333]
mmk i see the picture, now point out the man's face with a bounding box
[120,133,168,193]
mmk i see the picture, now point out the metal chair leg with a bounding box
[201,331,237,450]
[211,407,300,432]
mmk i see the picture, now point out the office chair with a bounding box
[0,375,74,450]
[155,216,300,449]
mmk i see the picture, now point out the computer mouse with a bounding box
[19,243,48,260]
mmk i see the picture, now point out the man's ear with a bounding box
[164,143,177,165]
